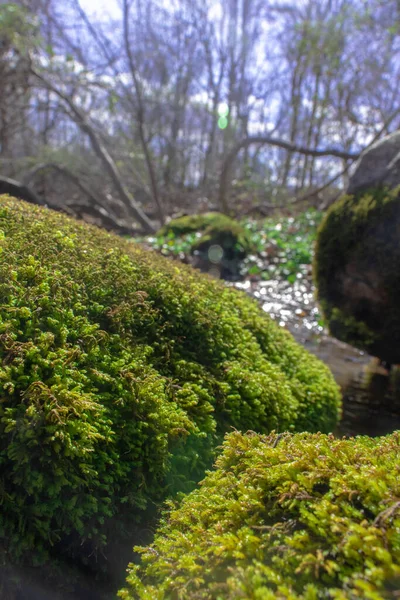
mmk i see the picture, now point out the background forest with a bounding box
[1,0,400,233]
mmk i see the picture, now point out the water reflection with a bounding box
[235,277,323,335]
[233,277,400,437]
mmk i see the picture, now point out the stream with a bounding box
[233,275,400,437]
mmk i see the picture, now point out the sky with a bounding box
[79,0,120,19]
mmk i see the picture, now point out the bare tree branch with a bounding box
[0,171,137,234]
[65,202,138,234]
[23,162,110,211]
[218,135,361,213]
[0,175,46,206]
[31,68,156,233]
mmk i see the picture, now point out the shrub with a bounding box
[314,187,400,362]
[0,195,340,568]
[120,430,400,600]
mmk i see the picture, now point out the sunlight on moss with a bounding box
[0,195,340,572]
[120,430,400,600]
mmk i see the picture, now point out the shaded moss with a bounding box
[314,187,400,361]
[120,430,400,600]
[0,196,340,570]
[159,212,256,256]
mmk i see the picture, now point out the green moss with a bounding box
[0,195,340,569]
[158,212,236,237]
[158,212,256,256]
[328,307,376,348]
[314,186,400,361]
[120,430,400,600]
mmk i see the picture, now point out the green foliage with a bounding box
[0,3,40,55]
[148,209,323,283]
[0,196,340,567]
[120,430,400,600]
[242,209,323,282]
[156,212,255,259]
[314,187,400,360]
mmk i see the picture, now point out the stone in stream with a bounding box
[315,131,400,363]
[0,195,340,599]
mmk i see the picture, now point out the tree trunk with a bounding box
[31,68,156,233]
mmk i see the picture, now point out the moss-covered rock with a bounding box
[158,212,245,241]
[158,212,255,278]
[0,195,340,570]
[120,430,400,600]
[314,187,400,363]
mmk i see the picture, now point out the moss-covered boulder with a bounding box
[314,187,400,363]
[0,195,340,571]
[120,430,400,600]
[158,212,255,279]
[158,212,247,240]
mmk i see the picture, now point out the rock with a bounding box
[0,195,340,586]
[314,187,400,363]
[158,212,256,279]
[120,430,400,600]
[348,130,400,195]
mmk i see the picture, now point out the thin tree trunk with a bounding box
[122,0,165,225]
[31,68,156,233]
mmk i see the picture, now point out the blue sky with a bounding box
[79,0,119,19]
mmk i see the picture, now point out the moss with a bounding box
[314,186,400,361]
[159,212,256,256]
[159,212,237,237]
[328,307,376,348]
[0,195,340,570]
[120,430,400,600]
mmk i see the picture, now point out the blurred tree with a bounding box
[0,0,399,224]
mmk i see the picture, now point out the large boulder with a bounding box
[119,430,400,600]
[0,196,340,589]
[314,187,400,362]
[158,212,255,279]
[348,131,400,196]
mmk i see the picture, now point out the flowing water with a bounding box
[233,276,400,437]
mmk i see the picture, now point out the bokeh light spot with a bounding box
[208,244,224,264]
[218,102,229,117]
